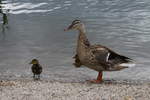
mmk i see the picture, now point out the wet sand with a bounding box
[0,79,150,100]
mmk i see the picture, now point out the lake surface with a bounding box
[0,0,150,82]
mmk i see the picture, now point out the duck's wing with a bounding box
[90,44,132,70]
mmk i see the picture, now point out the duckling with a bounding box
[64,20,133,83]
[29,59,42,80]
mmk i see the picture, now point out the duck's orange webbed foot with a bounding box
[89,79,103,83]
[87,71,103,84]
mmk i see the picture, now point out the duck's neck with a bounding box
[78,32,90,46]
[77,26,90,49]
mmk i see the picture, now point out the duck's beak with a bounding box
[64,24,73,31]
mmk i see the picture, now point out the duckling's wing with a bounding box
[31,65,37,73]
[90,44,132,66]
[39,65,42,73]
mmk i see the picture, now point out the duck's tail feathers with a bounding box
[117,55,133,63]
[119,63,135,68]
[109,51,133,63]
[107,63,135,71]
[107,65,128,71]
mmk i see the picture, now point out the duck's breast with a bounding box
[78,50,105,71]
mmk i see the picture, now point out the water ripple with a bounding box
[12,3,48,10]
[1,1,63,14]
[0,0,150,81]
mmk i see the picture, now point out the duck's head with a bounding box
[29,59,39,64]
[64,20,85,32]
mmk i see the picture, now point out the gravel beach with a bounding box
[0,79,150,100]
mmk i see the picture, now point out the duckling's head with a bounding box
[29,59,39,64]
[64,20,85,32]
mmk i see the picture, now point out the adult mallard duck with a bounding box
[29,59,42,80]
[64,20,133,83]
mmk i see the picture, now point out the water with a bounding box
[0,0,150,82]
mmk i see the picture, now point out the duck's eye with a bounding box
[72,19,81,24]
[72,21,80,25]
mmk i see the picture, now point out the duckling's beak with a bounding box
[29,61,35,64]
[64,24,73,31]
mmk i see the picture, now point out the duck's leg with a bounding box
[33,74,35,79]
[90,71,103,83]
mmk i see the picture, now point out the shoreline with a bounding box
[1,79,150,100]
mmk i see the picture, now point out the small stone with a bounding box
[124,96,134,100]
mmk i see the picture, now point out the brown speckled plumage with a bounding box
[65,20,132,83]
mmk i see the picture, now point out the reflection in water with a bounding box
[0,0,9,37]
[2,13,8,25]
